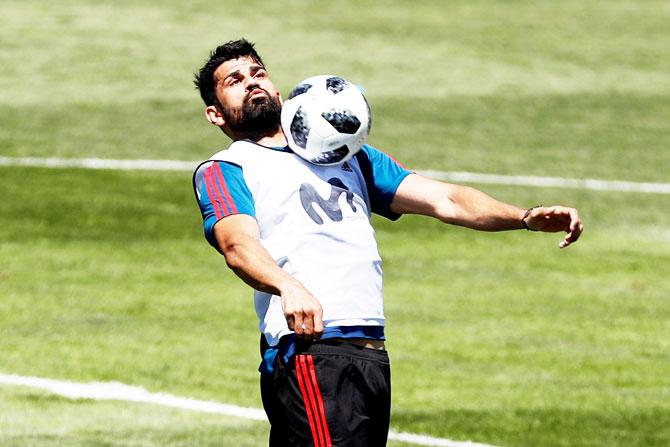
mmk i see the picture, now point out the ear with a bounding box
[205,105,225,127]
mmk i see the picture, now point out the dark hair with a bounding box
[193,38,265,107]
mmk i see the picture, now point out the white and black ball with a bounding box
[281,75,371,166]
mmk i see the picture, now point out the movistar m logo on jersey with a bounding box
[300,178,357,225]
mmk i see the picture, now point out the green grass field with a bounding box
[1,1,669,446]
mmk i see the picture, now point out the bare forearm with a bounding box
[223,239,297,295]
[391,174,583,247]
[212,215,324,339]
[443,184,525,231]
[214,226,297,295]
[391,174,525,231]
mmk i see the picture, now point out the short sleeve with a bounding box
[192,160,255,252]
[354,145,412,220]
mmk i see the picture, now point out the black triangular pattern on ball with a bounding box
[312,145,350,164]
[326,77,347,94]
[288,83,312,99]
[290,106,309,149]
[321,108,361,134]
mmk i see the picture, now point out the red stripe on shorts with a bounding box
[295,355,321,447]
[306,354,332,446]
[296,355,323,446]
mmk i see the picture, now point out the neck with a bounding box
[232,126,287,147]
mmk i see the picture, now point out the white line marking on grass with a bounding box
[1,155,668,194]
[389,431,499,447]
[0,373,267,421]
[420,170,670,194]
[0,373,500,447]
[0,156,198,172]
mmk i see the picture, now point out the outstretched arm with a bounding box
[390,173,583,248]
[212,214,323,339]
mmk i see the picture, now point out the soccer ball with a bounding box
[281,75,371,166]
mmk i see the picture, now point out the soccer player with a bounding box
[192,39,582,447]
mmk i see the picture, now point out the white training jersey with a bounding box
[193,140,411,347]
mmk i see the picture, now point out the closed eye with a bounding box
[251,66,267,79]
[226,75,243,87]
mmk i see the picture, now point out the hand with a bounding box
[280,281,324,341]
[524,205,584,249]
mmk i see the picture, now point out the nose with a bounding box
[245,77,261,91]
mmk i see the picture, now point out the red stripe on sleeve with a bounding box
[207,164,233,215]
[212,162,239,214]
[203,166,224,220]
[306,355,332,446]
[296,355,324,447]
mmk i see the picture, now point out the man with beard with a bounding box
[192,39,583,447]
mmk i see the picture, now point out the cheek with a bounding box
[219,89,244,107]
[259,80,278,94]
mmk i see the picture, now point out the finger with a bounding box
[559,225,582,249]
[569,209,582,234]
[312,310,324,340]
[568,223,583,243]
[301,317,314,339]
[559,237,571,249]
[565,210,583,244]
[285,314,295,332]
[293,313,304,337]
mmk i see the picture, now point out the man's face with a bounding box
[212,56,282,134]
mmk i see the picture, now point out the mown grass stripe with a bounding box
[421,170,670,194]
[1,155,667,194]
[0,373,500,447]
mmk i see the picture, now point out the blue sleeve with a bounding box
[354,144,412,220]
[192,161,255,253]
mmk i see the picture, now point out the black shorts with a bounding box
[260,338,391,447]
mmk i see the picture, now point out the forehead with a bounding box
[214,56,263,82]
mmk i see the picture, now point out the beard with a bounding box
[222,90,282,136]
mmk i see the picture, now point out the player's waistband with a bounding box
[260,325,385,375]
[294,337,389,363]
[335,338,386,350]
